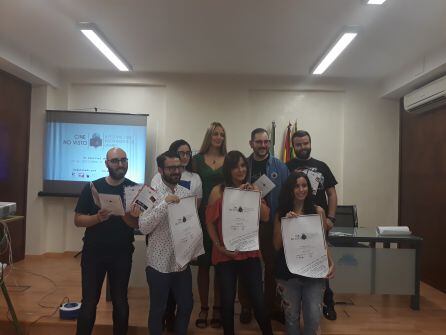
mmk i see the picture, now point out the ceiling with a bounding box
[1,0,446,81]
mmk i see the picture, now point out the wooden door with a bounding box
[400,102,446,292]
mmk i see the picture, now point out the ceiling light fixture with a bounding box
[311,27,359,75]
[367,0,387,5]
[79,22,132,72]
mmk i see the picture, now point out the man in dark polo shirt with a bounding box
[74,147,137,335]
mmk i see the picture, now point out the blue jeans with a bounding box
[145,266,193,335]
[277,277,324,335]
[216,258,273,335]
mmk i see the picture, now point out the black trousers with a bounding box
[76,245,134,335]
[216,258,273,335]
[324,279,335,307]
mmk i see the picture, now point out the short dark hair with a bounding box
[156,150,180,169]
[250,128,269,141]
[291,130,311,144]
[223,150,249,187]
[168,139,192,172]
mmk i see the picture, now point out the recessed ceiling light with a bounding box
[367,0,387,5]
[311,27,359,75]
[79,22,132,72]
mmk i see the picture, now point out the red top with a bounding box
[206,197,261,265]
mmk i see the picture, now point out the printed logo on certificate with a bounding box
[222,187,261,252]
[168,196,204,267]
[281,214,329,278]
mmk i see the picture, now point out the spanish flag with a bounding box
[289,120,298,160]
[282,123,292,163]
[282,120,298,163]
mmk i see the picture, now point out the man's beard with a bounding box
[255,148,269,159]
[108,166,127,180]
[162,173,180,185]
[296,148,311,160]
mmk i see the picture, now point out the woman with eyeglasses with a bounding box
[191,122,226,329]
[206,150,273,335]
[151,139,202,331]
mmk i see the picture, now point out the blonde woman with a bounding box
[191,122,227,328]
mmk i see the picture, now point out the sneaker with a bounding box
[239,307,252,324]
[323,305,337,321]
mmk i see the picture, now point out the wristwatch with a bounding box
[327,216,336,223]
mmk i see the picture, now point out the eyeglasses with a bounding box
[253,140,271,145]
[163,165,184,172]
[108,157,128,164]
[177,151,192,158]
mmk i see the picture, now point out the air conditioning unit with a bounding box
[403,75,446,113]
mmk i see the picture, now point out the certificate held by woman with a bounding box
[281,214,329,278]
[221,187,261,252]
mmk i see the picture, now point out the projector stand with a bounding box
[1,273,23,334]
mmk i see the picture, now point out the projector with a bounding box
[0,202,16,218]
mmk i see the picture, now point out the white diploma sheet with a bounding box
[281,214,329,278]
[222,187,261,252]
[124,184,143,211]
[98,193,125,216]
[253,174,276,198]
[168,196,204,267]
[132,185,162,212]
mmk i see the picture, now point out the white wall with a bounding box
[26,75,399,254]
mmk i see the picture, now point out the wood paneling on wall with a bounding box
[0,69,31,262]
[400,103,446,293]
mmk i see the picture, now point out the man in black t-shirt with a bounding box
[74,147,138,335]
[286,130,339,321]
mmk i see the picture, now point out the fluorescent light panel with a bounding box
[312,31,358,75]
[80,24,131,72]
[367,0,387,4]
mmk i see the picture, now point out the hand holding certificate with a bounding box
[222,187,261,252]
[98,193,125,216]
[132,185,162,212]
[168,196,204,267]
[281,214,329,278]
[253,174,276,198]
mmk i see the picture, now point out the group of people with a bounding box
[74,122,338,335]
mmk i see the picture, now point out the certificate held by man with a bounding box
[168,196,204,267]
[222,187,261,252]
[281,214,329,278]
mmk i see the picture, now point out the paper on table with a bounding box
[98,193,125,216]
[253,174,276,198]
[377,226,411,236]
[281,214,328,278]
[222,187,260,252]
[168,196,204,267]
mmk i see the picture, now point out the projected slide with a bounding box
[45,122,146,184]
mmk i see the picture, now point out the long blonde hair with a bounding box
[199,122,227,155]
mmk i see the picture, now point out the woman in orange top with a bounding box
[206,150,273,335]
